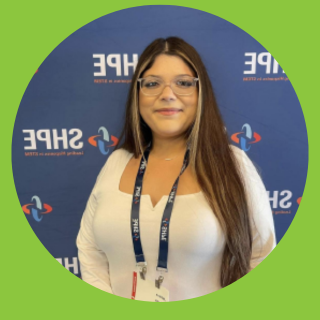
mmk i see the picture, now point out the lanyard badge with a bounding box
[130,142,190,297]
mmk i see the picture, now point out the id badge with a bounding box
[131,271,169,302]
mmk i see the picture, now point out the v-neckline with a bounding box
[117,150,202,210]
[146,194,167,210]
[117,187,167,210]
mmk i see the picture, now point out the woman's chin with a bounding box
[152,128,187,139]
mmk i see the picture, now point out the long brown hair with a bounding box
[114,37,252,287]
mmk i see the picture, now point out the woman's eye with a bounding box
[176,80,193,87]
[144,81,159,88]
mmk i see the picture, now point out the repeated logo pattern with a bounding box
[231,123,261,151]
[22,195,53,222]
[88,126,118,155]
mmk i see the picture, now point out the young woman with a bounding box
[77,37,276,301]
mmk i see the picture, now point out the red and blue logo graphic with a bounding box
[231,124,261,152]
[88,126,119,155]
[22,195,53,222]
[297,197,302,205]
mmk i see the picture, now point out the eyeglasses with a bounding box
[137,75,199,96]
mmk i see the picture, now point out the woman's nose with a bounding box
[159,84,176,100]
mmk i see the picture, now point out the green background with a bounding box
[2,0,315,317]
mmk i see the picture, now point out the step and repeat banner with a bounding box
[12,6,308,278]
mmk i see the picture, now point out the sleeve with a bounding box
[232,146,277,270]
[76,153,114,293]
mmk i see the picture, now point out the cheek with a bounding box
[139,91,153,108]
[185,96,198,116]
[138,92,146,114]
[138,93,153,122]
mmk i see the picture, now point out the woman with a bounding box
[77,37,276,301]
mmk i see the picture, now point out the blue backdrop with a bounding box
[12,6,308,277]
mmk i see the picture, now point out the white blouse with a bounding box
[76,145,276,301]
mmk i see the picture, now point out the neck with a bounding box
[150,134,187,158]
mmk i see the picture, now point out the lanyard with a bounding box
[130,143,190,282]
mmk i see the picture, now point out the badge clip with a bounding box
[140,266,147,280]
[155,267,167,288]
[155,275,164,289]
[137,262,148,280]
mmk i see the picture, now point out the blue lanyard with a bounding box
[130,143,190,272]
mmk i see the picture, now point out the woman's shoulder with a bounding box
[229,144,252,167]
[95,148,133,183]
[229,145,263,186]
[229,144,247,168]
[105,147,134,170]
[229,144,244,158]
[109,147,133,160]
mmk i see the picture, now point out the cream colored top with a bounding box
[76,146,276,301]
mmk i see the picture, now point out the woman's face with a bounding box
[138,54,198,140]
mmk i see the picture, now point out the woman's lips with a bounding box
[156,109,182,116]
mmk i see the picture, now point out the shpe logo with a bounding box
[231,124,261,152]
[244,52,285,75]
[88,127,119,155]
[93,53,138,77]
[22,195,53,222]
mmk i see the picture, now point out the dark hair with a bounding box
[115,37,252,287]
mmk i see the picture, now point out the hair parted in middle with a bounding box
[115,36,253,288]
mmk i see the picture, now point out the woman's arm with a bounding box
[232,146,277,270]
[76,157,113,293]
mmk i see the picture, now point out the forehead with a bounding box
[143,54,195,77]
